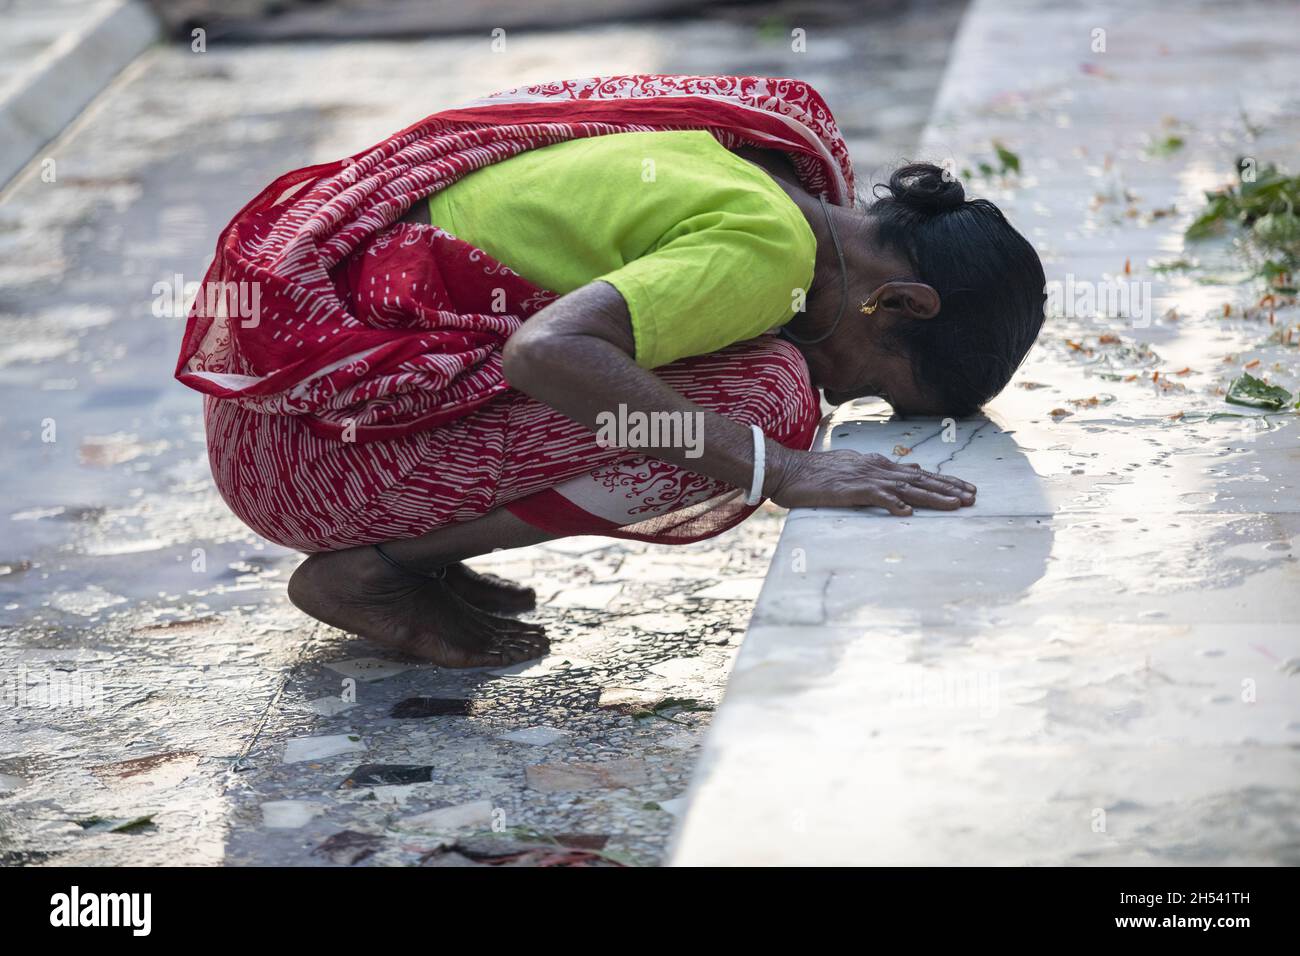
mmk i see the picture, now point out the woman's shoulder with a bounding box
[638,133,814,239]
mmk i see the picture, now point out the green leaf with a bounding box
[655,696,703,712]
[631,696,713,725]
[110,815,156,833]
[1225,372,1293,410]
[1149,258,1197,273]
[993,141,1021,175]
[1252,212,1300,255]
[1148,135,1185,157]
[1185,194,1235,240]
[756,15,788,41]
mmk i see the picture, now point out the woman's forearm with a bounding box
[501,281,784,494]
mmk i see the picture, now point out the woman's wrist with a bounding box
[761,439,799,502]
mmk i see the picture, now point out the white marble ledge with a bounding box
[758,511,1300,628]
[812,400,1300,517]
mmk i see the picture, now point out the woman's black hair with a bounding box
[867,162,1046,416]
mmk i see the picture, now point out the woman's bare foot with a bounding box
[287,548,548,668]
[443,562,537,614]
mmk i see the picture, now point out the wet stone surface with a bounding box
[1,508,786,866]
[217,524,778,868]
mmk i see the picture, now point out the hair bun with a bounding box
[884,163,965,214]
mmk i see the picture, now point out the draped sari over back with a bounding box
[179,75,852,550]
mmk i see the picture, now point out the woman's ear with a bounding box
[868,280,941,320]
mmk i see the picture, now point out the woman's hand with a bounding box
[503,282,977,518]
[765,446,976,515]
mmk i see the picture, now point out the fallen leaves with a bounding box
[1066,394,1116,409]
[630,696,712,724]
[109,816,156,834]
[1225,372,1294,410]
[1150,258,1197,274]
[312,830,384,866]
[959,141,1022,181]
[1145,134,1185,158]
[993,141,1022,175]
[525,759,651,792]
[422,834,624,867]
[75,815,157,834]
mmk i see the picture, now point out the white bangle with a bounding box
[745,424,765,506]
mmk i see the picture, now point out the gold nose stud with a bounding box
[860,299,878,315]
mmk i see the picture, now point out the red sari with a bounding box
[177,75,853,551]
